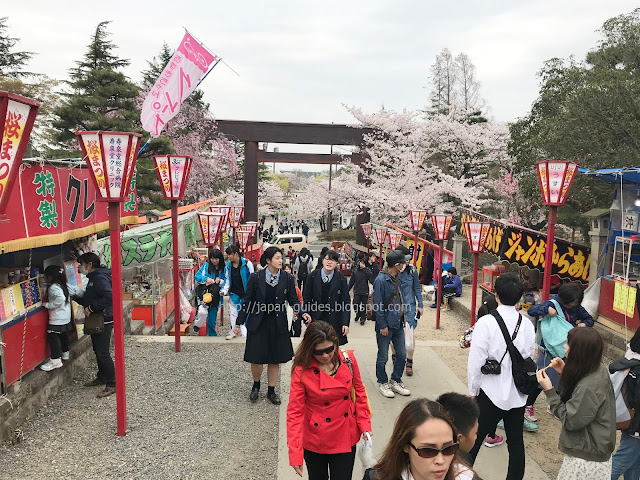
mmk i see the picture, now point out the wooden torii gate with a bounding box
[215,120,373,245]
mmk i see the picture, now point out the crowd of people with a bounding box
[35,235,640,480]
[259,215,310,243]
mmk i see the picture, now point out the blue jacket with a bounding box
[373,272,403,331]
[195,262,225,307]
[444,274,462,295]
[222,258,254,305]
[528,300,594,328]
[398,266,423,328]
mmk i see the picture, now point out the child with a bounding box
[536,327,616,478]
[432,266,462,308]
[192,249,225,336]
[526,283,594,423]
[436,392,480,466]
[40,265,73,371]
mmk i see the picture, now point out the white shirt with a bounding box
[467,305,535,410]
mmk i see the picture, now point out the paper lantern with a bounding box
[244,221,259,236]
[76,131,142,201]
[372,226,388,247]
[409,209,428,232]
[431,214,453,242]
[360,223,373,239]
[536,160,579,206]
[463,221,491,254]
[228,206,244,228]
[0,92,40,213]
[387,231,403,250]
[152,155,192,200]
[197,212,226,246]
[237,230,252,251]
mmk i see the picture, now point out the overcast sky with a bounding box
[4,1,638,170]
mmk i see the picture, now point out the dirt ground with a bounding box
[414,308,565,480]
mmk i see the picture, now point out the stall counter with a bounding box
[131,285,175,331]
[599,277,640,331]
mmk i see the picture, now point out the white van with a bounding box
[264,234,308,251]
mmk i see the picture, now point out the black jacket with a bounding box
[348,263,372,295]
[367,261,380,281]
[302,269,350,345]
[237,269,301,334]
[609,357,640,436]
[77,267,113,323]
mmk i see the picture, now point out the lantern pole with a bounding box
[470,253,479,327]
[413,229,419,267]
[171,200,181,352]
[435,239,444,330]
[542,206,558,301]
[109,202,127,436]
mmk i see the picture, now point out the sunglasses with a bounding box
[313,344,336,356]
[409,442,459,458]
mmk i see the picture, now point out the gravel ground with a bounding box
[0,340,279,480]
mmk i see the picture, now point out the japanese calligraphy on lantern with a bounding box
[141,32,217,136]
[387,231,403,250]
[0,100,30,207]
[409,210,428,232]
[228,206,244,228]
[360,223,372,239]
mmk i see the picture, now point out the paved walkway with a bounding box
[276,317,550,480]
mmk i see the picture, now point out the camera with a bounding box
[481,359,502,375]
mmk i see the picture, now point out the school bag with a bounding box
[298,257,310,281]
[539,299,574,359]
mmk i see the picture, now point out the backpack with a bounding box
[196,282,221,304]
[623,364,640,410]
[492,310,539,396]
[298,257,310,280]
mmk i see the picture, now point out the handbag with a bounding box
[84,312,105,335]
[539,299,573,359]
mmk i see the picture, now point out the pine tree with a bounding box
[51,21,140,148]
[0,17,33,78]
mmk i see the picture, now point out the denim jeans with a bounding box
[611,433,640,480]
[376,326,406,384]
[91,323,115,387]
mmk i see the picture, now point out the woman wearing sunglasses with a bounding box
[364,398,477,480]
[287,321,372,479]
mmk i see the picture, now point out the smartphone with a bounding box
[416,311,422,320]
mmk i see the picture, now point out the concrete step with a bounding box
[142,325,155,336]
[130,319,145,335]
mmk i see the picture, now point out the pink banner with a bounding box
[141,32,217,136]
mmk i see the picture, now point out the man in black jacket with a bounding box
[348,252,372,325]
[76,253,116,398]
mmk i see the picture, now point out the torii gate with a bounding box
[216,120,373,246]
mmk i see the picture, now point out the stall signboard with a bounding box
[344,242,354,262]
[459,209,590,284]
[0,164,139,254]
[613,281,636,317]
[94,214,199,268]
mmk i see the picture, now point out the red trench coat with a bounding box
[287,349,372,466]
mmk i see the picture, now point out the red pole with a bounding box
[470,253,479,327]
[435,240,444,329]
[542,206,557,301]
[109,203,127,436]
[367,237,370,255]
[172,201,181,352]
[413,230,419,267]
[219,232,224,327]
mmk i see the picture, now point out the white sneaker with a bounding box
[61,351,70,361]
[40,358,63,371]
[378,383,395,398]
[389,380,411,396]
[225,333,235,340]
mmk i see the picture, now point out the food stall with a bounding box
[0,161,139,392]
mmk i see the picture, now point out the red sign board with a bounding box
[0,164,139,254]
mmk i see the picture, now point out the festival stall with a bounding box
[0,161,139,391]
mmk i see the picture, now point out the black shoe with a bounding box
[83,378,104,387]
[267,391,281,405]
[360,320,366,325]
[250,387,260,403]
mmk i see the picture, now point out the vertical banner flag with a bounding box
[141,32,217,136]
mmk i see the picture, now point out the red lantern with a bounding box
[0,92,40,215]
[237,230,252,251]
[209,205,231,228]
[228,206,244,229]
[360,223,373,239]
[463,221,491,254]
[409,209,428,232]
[197,212,226,246]
[536,160,579,206]
[152,155,193,200]
[387,231,403,251]
[244,221,259,237]
[76,131,143,202]
[372,226,388,247]
[431,214,454,241]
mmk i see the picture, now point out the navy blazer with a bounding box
[237,269,301,334]
[303,268,350,344]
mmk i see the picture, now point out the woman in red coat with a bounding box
[287,321,372,479]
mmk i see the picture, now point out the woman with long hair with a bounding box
[536,327,616,479]
[40,265,73,372]
[235,246,311,404]
[364,398,473,480]
[194,248,226,336]
[287,321,371,479]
